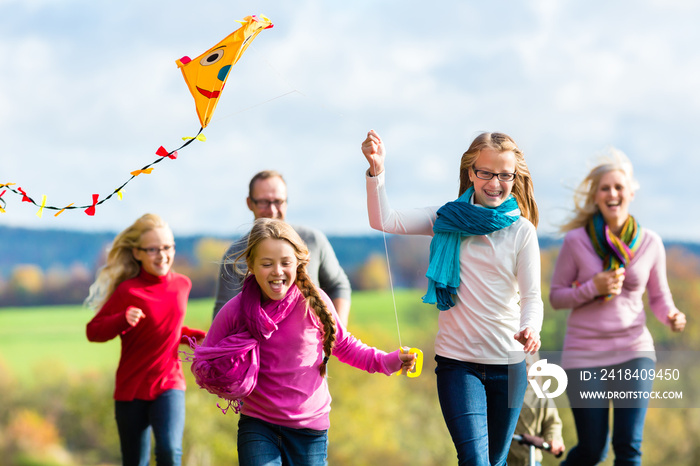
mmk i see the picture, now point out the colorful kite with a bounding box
[1,14,273,217]
[177,15,273,128]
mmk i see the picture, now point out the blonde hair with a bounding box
[239,218,337,376]
[560,147,639,233]
[458,132,539,227]
[85,213,169,310]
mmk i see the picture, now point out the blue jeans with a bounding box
[562,357,654,466]
[114,389,185,466]
[237,414,328,466]
[435,355,527,466]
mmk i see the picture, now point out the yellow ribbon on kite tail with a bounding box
[176,15,274,128]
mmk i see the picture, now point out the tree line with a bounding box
[0,231,434,307]
[2,224,698,311]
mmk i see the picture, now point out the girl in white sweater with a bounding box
[361,130,543,466]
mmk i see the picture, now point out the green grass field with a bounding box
[0,290,455,466]
[2,291,697,465]
[0,289,435,381]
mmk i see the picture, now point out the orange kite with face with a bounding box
[177,15,273,128]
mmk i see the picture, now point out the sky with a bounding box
[2,0,699,241]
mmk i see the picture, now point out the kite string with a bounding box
[215,90,301,122]
[371,157,403,349]
[250,43,305,97]
[250,44,346,119]
[213,44,315,123]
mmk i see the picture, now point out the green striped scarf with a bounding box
[585,211,642,299]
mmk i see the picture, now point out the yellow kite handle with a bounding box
[396,347,423,378]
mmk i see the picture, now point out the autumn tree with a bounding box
[176,237,231,298]
[5,264,44,305]
[354,253,391,290]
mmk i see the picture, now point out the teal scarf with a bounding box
[423,187,520,310]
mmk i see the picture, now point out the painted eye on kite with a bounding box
[200,49,224,66]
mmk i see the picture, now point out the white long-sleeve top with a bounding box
[366,171,543,364]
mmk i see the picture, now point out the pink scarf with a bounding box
[186,275,302,413]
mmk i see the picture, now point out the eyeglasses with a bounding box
[250,198,287,208]
[473,169,517,182]
[137,244,175,255]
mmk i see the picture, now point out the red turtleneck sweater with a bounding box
[86,269,205,401]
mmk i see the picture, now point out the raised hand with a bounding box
[361,129,386,176]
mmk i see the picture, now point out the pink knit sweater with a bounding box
[203,285,402,430]
[550,227,677,369]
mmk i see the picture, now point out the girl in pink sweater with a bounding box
[550,149,686,465]
[86,213,205,466]
[190,218,416,465]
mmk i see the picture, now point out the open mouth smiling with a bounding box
[269,279,286,292]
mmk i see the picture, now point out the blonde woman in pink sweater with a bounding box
[550,149,686,465]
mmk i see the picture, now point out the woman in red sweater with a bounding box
[86,213,205,466]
